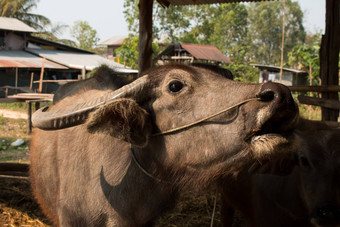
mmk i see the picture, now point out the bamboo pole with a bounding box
[279,0,286,82]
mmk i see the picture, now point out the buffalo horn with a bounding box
[32,75,149,130]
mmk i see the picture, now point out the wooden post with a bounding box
[30,72,34,90]
[35,101,40,111]
[39,57,46,93]
[15,68,18,89]
[320,0,340,121]
[138,0,153,74]
[279,0,286,82]
[82,66,86,80]
[27,101,32,134]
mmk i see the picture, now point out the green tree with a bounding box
[179,5,215,44]
[34,23,74,43]
[156,5,191,42]
[123,0,191,42]
[247,0,305,65]
[208,4,249,64]
[226,64,259,83]
[288,43,320,85]
[123,0,139,34]
[70,20,100,51]
[115,35,159,69]
[0,0,50,31]
[288,31,322,85]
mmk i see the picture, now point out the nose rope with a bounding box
[152,97,260,137]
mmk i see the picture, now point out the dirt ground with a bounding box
[0,109,28,120]
[0,108,247,226]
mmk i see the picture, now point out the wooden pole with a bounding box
[279,0,286,82]
[27,101,32,134]
[39,57,45,93]
[15,67,18,88]
[82,66,86,80]
[319,0,340,121]
[30,72,34,90]
[138,0,153,74]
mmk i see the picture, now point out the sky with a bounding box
[35,0,326,43]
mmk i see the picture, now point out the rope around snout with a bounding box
[152,97,260,137]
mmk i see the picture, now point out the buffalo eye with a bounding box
[299,156,310,168]
[168,80,184,93]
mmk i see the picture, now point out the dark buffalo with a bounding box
[221,129,340,227]
[30,64,298,226]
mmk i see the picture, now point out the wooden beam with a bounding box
[288,85,340,92]
[157,0,170,7]
[298,95,340,110]
[138,0,153,74]
[319,0,340,121]
[0,163,29,173]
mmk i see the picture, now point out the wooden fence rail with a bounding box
[298,95,340,110]
[288,85,340,92]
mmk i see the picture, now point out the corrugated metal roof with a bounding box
[251,64,308,74]
[0,17,37,33]
[26,48,138,74]
[180,42,232,64]
[157,0,275,6]
[0,51,67,69]
[99,35,127,46]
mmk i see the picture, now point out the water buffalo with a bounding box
[30,64,298,226]
[221,129,340,227]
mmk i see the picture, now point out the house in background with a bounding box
[99,35,127,61]
[252,64,308,86]
[0,17,137,96]
[157,42,232,65]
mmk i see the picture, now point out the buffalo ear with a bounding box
[87,98,152,147]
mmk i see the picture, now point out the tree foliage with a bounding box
[288,37,320,85]
[114,35,159,69]
[70,20,100,51]
[0,0,50,31]
[248,0,305,65]
[207,4,250,64]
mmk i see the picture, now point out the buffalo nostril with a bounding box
[257,89,275,102]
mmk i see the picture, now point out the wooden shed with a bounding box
[158,42,232,65]
[252,64,308,86]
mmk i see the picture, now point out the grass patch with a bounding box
[0,116,30,163]
[298,104,322,121]
[0,103,28,111]
[0,137,29,163]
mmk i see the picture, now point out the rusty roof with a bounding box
[0,17,37,33]
[0,51,67,69]
[179,42,232,64]
[26,49,138,73]
[157,0,275,7]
